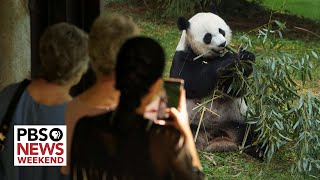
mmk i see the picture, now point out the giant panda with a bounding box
[170,10,263,159]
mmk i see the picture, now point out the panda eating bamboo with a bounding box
[169,9,264,159]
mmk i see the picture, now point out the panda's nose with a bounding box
[218,41,226,47]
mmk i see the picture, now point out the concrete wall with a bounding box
[0,0,30,90]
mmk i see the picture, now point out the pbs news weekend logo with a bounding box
[14,125,66,166]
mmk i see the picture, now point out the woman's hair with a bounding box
[38,22,89,85]
[115,37,165,112]
[89,14,139,76]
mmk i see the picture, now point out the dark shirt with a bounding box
[70,112,206,180]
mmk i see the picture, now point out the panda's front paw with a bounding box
[239,49,255,62]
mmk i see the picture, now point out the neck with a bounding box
[78,75,119,107]
[27,79,72,105]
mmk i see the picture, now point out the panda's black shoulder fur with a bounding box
[170,46,240,99]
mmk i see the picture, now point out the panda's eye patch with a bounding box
[219,28,225,37]
[203,33,212,44]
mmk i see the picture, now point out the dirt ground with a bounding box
[225,12,320,41]
[106,2,320,41]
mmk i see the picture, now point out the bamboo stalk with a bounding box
[194,106,206,142]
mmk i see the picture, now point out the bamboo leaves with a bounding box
[236,20,320,177]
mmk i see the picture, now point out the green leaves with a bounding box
[311,51,318,59]
[235,20,320,177]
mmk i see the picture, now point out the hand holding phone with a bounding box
[157,78,184,120]
[167,90,202,168]
[155,85,201,168]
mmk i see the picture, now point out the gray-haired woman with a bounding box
[0,22,89,180]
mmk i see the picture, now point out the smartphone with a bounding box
[157,78,184,119]
[163,78,184,108]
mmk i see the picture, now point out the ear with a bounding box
[177,17,190,31]
[210,3,218,15]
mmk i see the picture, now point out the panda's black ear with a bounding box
[177,17,190,31]
[210,3,218,15]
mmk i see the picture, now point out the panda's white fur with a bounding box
[175,12,247,130]
[170,12,263,158]
[176,13,232,57]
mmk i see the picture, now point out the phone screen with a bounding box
[157,78,184,119]
[163,79,183,108]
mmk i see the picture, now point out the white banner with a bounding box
[14,125,67,166]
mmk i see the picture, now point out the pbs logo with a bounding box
[14,125,67,166]
[49,128,63,141]
[15,126,65,142]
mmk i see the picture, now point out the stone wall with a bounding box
[0,0,30,90]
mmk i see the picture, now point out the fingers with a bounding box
[169,107,189,126]
[168,107,191,137]
[153,119,174,126]
[168,107,181,122]
[179,89,189,121]
[169,108,183,133]
[154,108,180,127]
[178,88,187,112]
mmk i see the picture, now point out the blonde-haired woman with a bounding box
[62,14,139,175]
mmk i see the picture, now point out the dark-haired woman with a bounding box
[71,37,206,180]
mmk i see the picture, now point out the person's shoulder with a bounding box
[65,96,85,114]
[0,81,25,110]
[0,82,21,96]
[65,97,82,118]
[65,96,79,107]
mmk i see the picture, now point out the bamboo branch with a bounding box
[293,26,320,38]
